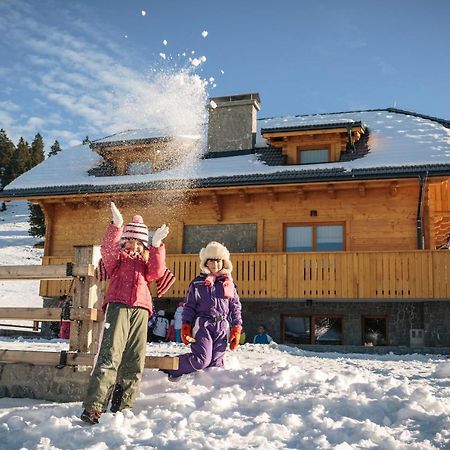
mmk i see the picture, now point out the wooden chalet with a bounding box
[2,92,450,348]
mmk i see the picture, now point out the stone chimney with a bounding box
[207,93,261,152]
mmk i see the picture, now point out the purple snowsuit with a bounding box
[168,273,242,378]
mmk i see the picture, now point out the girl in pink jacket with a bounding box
[81,202,169,425]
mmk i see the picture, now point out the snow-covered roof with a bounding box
[2,108,450,198]
[91,128,201,148]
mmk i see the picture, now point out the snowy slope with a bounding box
[0,201,44,330]
[1,204,450,449]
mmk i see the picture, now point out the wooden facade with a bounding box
[2,101,450,346]
[28,174,450,301]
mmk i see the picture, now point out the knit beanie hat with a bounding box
[121,215,149,248]
[199,241,233,274]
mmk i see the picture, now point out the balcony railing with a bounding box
[41,251,450,300]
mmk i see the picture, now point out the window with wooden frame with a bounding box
[297,148,329,164]
[282,315,343,345]
[285,223,345,252]
[313,316,343,345]
[362,316,388,346]
[283,316,311,344]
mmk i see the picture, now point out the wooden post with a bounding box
[69,245,101,353]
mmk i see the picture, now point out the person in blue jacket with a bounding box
[253,324,273,344]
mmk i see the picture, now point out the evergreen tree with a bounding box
[3,138,31,187]
[0,129,16,188]
[48,140,62,157]
[30,133,45,168]
[28,203,46,238]
[16,137,31,174]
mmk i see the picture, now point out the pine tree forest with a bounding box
[0,129,63,238]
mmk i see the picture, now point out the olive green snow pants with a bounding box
[82,302,148,412]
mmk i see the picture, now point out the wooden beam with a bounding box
[212,191,223,222]
[262,125,365,139]
[297,188,307,201]
[390,182,398,196]
[358,183,366,197]
[268,188,279,202]
[0,263,95,280]
[0,307,104,322]
[327,184,337,199]
[0,350,179,370]
[238,189,250,203]
[0,264,71,280]
[70,246,102,354]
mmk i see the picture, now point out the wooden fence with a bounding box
[41,250,450,301]
[0,245,178,370]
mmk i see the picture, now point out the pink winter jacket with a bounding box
[101,223,167,313]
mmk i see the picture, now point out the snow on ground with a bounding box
[1,341,450,449]
[1,202,450,449]
[0,201,43,330]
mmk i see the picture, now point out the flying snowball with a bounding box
[159,53,167,60]
[201,30,208,38]
[141,10,146,16]
[163,40,168,46]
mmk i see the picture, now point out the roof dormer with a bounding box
[261,121,365,165]
[89,132,199,176]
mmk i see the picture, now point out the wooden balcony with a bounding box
[41,251,450,300]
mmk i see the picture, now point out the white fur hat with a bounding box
[199,241,233,274]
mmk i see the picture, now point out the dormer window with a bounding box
[89,133,200,177]
[128,161,153,175]
[298,148,329,164]
[261,121,365,166]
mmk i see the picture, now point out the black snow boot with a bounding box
[80,409,102,425]
[110,384,124,413]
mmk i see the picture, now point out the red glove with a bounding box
[181,323,195,345]
[229,325,242,351]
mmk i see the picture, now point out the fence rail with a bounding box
[0,246,178,370]
[41,250,450,300]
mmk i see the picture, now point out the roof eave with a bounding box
[2,164,450,200]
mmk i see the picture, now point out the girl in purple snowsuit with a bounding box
[166,241,242,380]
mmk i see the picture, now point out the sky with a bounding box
[1,0,450,153]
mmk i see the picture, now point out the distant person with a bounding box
[80,202,169,425]
[152,310,169,342]
[253,324,273,344]
[163,241,242,381]
[166,318,176,342]
[174,301,184,343]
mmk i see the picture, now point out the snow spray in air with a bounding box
[111,65,210,224]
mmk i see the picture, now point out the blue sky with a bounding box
[1,0,449,152]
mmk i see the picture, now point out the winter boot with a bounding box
[80,408,102,425]
[110,384,124,413]
[167,373,182,382]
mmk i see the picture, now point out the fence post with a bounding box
[69,245,101,354]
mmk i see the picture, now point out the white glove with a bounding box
[110,202,123,227]
[152,224,169,247]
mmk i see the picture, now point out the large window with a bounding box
[183,223,257,253]
[283,316,311,344]
[282,315,343,345]
[313,317,343,344]
[285,224,344,252]
[362,317,387,346]
[298,148,329,164]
